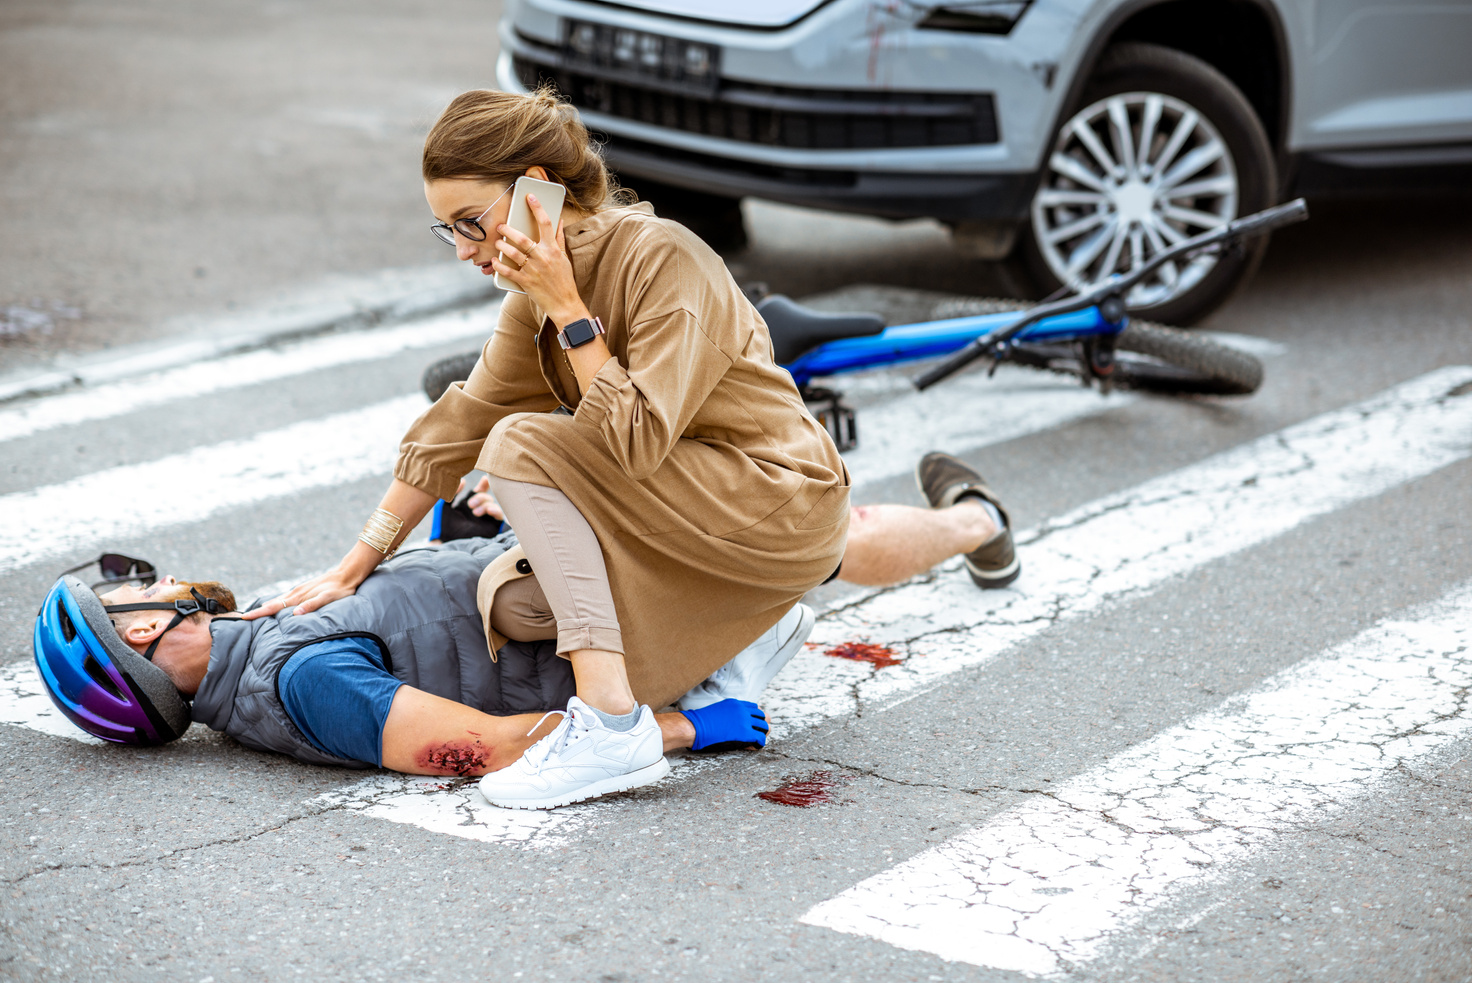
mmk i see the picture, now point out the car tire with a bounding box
[617,176,749,252]
[1020,42,1277,325]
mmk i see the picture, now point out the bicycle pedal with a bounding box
[801,386,858,453]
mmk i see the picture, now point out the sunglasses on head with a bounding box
[60,553,158,590]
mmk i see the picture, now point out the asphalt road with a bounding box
[0,0,507,375]
[1,189,1470,983]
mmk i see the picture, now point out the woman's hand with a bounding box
[493,194,590,329]
[240,533,398,621]
[241,564,367,620]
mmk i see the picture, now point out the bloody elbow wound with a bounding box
[416,739,496,777]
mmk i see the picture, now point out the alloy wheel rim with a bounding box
[1031,91,1238,309]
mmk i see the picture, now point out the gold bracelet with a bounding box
[358,508,405,557]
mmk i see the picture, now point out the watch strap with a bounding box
[557,316,605,350]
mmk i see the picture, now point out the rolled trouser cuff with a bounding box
[556,621,624,656]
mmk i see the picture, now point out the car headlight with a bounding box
[916,1,1032,35]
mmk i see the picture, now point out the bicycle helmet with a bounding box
[32,575,201,745]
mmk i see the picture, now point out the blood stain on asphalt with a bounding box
[824,641,901,668]
[757,771,845,807]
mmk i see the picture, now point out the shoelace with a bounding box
[522,706,586,768]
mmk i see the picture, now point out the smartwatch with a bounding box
[557,316,605,350]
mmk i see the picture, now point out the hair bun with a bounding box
[423,88,615,214]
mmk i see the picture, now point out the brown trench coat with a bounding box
[395,203,850,709]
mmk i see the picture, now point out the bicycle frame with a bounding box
[782,198,1309,391]
[783,306,1118,387]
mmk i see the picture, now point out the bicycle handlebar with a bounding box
[913,198,1308,391]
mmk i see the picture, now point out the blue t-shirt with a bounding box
[277,636,403,767]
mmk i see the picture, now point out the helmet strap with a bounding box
[104,587,225,662]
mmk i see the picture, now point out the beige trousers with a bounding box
[486,477,624,656]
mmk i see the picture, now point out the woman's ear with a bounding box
[524,166,550,182]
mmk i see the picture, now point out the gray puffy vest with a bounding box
[190,534,574,768]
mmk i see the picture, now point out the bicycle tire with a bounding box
[1113,322,1263,395]
[1006,322,1262,396]
[421,350,480,402]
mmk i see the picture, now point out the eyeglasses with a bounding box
[430,183,513,246]
[60,553,158,590]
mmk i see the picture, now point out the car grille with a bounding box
[513,54,999,150]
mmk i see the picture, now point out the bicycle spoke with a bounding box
[1049,152,1110,193]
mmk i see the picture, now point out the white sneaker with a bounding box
[676,603,816,711]
[478,697,669,810]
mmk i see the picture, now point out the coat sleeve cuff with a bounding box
[392,452,463,503]
[571,356,630,431]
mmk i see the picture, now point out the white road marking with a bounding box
[1201,331,1288,358]
[0,661,104,745]
[313,775,582,848]
[767,365,1472,734]
[0,305,493,444]
[0,396,424,573]
[801,583,1472,978]
[841,366,1134,487]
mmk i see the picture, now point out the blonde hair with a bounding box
[422,88,631,213]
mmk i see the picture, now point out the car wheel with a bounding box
[618,176,748,252]
[1021,42,1277,325]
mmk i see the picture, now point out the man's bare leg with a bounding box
[379,687,696,777]
[837,501,997,587]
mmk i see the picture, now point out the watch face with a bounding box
[562,319,597,347]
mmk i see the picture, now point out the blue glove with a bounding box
[680,699,769,754]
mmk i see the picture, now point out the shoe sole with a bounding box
[480,756,672,811]
[916,457,1021,590]
[965,552,1021,589]
[676,603,817,710]
[757,602,816,693]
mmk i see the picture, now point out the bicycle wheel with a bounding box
[1007,322,1262,396]
[421,350,480,402]
[1113,322,1262,395]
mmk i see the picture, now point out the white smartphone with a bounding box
[494,175,567,294]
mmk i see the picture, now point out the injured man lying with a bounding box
[33,450,1015,808]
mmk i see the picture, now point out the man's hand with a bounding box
[464,474,504,520]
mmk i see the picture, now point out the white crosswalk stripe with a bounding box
[800,582,1472,977]
[0,305,495,445]
[0,396,424,574]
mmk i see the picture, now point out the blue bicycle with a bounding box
[422,200,1307,452]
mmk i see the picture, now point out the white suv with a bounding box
[498,1,1472,323]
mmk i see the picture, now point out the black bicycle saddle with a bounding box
[756,294,885,364]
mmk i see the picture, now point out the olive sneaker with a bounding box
[478,697,669,810]
[915,451,1021,589]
